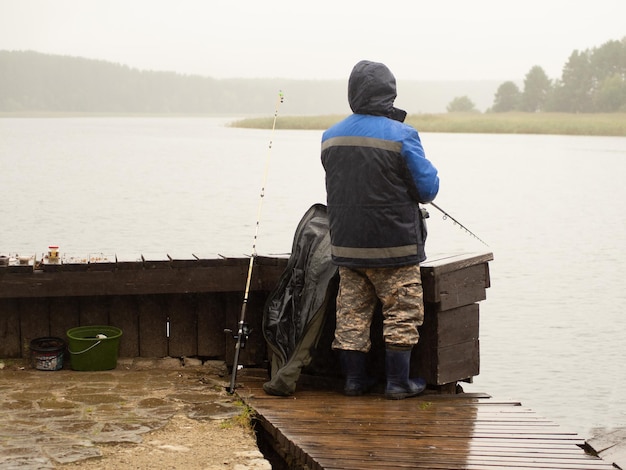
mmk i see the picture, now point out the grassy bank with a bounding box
[231,112,626,137]
[2,111,624,136]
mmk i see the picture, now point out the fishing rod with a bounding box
[226,90,284,394]
[429,202,489,247]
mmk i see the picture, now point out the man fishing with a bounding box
[321,60,440,400]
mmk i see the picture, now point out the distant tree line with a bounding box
[446,37,626,114]
[491,37,626,113]
[4,40,625,116]
[0,50,351,115]
[2,51,507,115]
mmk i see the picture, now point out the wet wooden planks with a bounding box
[585,428,626,469]
[238,376,614,470]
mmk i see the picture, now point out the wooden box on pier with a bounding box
[0,251,492,390]
[414,252,493,387]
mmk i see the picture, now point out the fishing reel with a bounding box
[224,323,252,349]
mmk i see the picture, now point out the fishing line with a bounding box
[227,90,284,394]
[429,201,489,247]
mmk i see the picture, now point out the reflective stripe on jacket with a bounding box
[321,113,438,268]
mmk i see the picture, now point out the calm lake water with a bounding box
[1,117,625,440]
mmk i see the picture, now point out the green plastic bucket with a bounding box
[66,325,122,371]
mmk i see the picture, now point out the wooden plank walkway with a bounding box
[586,429,626,469]
[237,372,614,470]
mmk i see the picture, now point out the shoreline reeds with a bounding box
[232,112,626,137]
[1,112,624,136]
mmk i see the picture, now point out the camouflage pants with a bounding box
[332,264,424,352]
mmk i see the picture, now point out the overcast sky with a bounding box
[1,0,624,82]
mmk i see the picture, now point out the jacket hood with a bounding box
[348,60,405,121]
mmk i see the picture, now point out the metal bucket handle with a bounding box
[68,340,101,355]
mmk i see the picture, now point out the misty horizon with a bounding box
[2,0,625,83]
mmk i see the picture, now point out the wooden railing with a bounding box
[0,252,493,390]
[0,256,287,363]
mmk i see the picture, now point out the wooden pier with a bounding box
[3,250,617,469]
[0,251,492,394]
[238,372,615,470]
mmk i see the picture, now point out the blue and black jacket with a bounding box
[321,60,439,268]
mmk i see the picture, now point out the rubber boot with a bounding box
[385,348,427,400]
[338,350,376,396]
